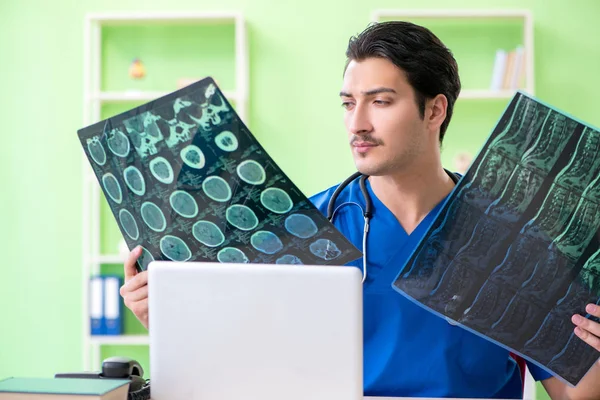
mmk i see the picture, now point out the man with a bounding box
[120,21,600,399]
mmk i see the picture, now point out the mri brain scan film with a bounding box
[78,77,361,274]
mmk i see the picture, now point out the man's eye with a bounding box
[341,102,354,109]
[374,100,389,105]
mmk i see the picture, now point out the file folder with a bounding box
[103,275,123,335]
[89,275,105,335]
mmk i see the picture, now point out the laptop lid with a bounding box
[148,261,363,400]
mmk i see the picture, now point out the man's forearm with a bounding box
[563,362,600,400]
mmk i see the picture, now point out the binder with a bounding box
[103,275,123,335]
[89,276,105,335]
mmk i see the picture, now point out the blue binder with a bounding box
[103,275,123,335]
[89,275,105,335]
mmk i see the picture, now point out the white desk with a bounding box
[145,395,508,399]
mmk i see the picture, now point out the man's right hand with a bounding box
[120,246,149,330]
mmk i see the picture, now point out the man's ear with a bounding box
[427,94,448,135]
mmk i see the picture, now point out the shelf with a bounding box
[90,334,149,345]
[372,9,532,20]
[95,254,126,264]
[91,90,239,103]
[87,11,243,25]
[459,89,520,100]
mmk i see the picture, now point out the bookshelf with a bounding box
[81,10,249,372]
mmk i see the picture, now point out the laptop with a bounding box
[148,261,363,400]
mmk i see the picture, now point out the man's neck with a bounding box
[369,165,456,235]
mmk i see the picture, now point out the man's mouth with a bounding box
[352,142,378,153]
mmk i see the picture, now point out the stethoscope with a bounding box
[326,169,460,283]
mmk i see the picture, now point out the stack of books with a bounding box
[489,46,526,91]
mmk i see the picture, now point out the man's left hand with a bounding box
[572,303,600,358]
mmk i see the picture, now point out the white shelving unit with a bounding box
[371,9,537,400]
[371,9,535,100]
[81,10,249,371]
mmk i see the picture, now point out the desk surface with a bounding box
[149,398,506,399]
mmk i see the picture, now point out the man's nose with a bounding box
[348,104,373,135]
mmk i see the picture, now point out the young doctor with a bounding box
[120,21,600,399]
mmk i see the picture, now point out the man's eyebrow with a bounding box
[339,87,397,97]
[364,87,397,96]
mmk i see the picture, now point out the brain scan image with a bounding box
[169,190,198,218]
[124,111,164,159]
[202,176,232,202]
[250,230,284,254]
[284,213,318,238]
[225,204,259,231]
[180,144,206,169]
[102,173,122,204]
[160,235,192,262]
[276,254,304,265]
[140,201,167,232]
[87,136,106,166]
[236,160,266,185]
[138,246,155,271]
[107,128,130,157]
[78,77,362,310]
[309,239,342,260]
[118,209,139,240]
[149,156,174,184]
[260,188,293,214]
[217,247,249,263]
[192,220,225,247]
[215,130,239,152]
[123,166,145,196]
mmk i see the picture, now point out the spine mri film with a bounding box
[393,92,600,386]
[78,77,362,273]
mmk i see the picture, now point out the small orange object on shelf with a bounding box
[129,58,146,79]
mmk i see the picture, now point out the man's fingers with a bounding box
[124,246,143,281]
[131,298,149,330]
[120,271,148,296]
[573,304,600,343]
[574,324,600,352]
[127,285,149,303]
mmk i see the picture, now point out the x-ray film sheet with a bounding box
[78,77,361,272]
[393,91,600,386]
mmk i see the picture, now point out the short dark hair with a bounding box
[345,21,461,144]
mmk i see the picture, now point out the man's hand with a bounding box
[572,303,600,354]
[119,246,149,329]
[540,304,600,400]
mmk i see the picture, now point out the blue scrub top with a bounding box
[309,176,552,399]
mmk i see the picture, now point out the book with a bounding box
[0,377,129,399]
[489,49,507,91]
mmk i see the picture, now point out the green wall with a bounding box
[2,1,599,399]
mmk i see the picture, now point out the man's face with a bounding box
[340,57,430,177]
